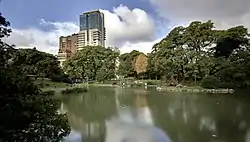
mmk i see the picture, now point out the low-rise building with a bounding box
[57,33,78,67]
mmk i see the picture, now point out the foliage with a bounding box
[0,68,70,141]
[33,79,69,88]
[134,53,148,74]
[118,50,148,78]
[201,76,221,89]
[146,81,157,85]
[12,48,62,78]
[0,13,70,141]
[50,74,72,84]
[147,20,250,88]
[61,87,88,95]
[63,46,119,81]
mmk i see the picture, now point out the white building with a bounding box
[77,10,106,50]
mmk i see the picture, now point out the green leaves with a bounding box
[63,46,119,81]
[117,50,148,78]
[0,67,71,141]
[149,20,250,87]
[0,13,70,141]
[11,48,62,78]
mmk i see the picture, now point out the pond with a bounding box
[59,86,250,142]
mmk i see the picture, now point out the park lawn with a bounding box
[33,79,69,88]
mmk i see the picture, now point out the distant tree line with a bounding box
[4,20,249,89]
[117,21,250,89]
[62,21,250,89]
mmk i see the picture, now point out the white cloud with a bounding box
[4,20,78,54]
[101,5,155,47]
[149,0,250,29]
[120,38,161,54]
[4,5,157,55]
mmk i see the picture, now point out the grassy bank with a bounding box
[33,79,69,88]
[34,79,235,94]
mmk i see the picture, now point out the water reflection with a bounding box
[60,87,250,142]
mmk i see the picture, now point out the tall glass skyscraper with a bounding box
[77,10,106,50]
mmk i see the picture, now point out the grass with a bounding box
[61,87,88,95]
[33,79,69,88]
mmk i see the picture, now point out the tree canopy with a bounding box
[63,46,119,81]
[12,48,62,78]
[114,20,250,88]
[147,20,250,88]
[117,50,148,78]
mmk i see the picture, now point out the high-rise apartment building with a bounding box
[77,10,106,50]
[57,33,78,67]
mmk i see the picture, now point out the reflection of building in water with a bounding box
[104,91,169,142]
[59,102,106,142]
[105,119,172,142]
[134,94,153,125]
[199,116,217,132]
[113,88,154,125]
[58,103,67,114]
[67,115,106,141]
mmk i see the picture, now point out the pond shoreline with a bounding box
[41,82,235,94]
[78,83,235,94]
[156,86,235,94]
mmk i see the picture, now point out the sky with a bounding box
[0,0,250,54]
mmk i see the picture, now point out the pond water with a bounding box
[59,86,250,142]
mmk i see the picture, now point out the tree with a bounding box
[149,20,250,88]
[134,53,148,75]
[117,50,141,78]
[12,48,62,78]
[0,13,70,141]
[213,26,249,57]
[63,46,119,81]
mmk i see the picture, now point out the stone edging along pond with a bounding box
[156,86,235,94]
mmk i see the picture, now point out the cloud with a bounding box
[120,38,161,54]
[5,21,78,54]
[101,5,155,47]
[4,5,157,55]
[149,0,250,29]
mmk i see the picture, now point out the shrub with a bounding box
[44,90,56,95]
[61,87,88,95]
[51,74,72,84]
[147,81,156,85]
[201,76,221,89]
[37,82,44,88]
[131,83,144,87]
[0,68,70,141]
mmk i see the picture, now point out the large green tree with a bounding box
[149,20,250,88]
[0,13,70,141]
[117,50,146,78]
[63,46,119,81]
[12,48,62,78]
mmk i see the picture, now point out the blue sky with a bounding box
[1,0,249,54]
[0,0,171,54]
[0,0,158,29]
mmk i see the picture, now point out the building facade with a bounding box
[57,33,78,67]
[77,10,106,50]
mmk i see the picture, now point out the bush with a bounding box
[61,87,88,95]
[131,83,144,87]
[0,69,70,141]
[37,82,44,88]
[147,81,156,85]
[201,76,221,89]
[51,74,72,84]
[103,80,119,84]
[44,90,56,95]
